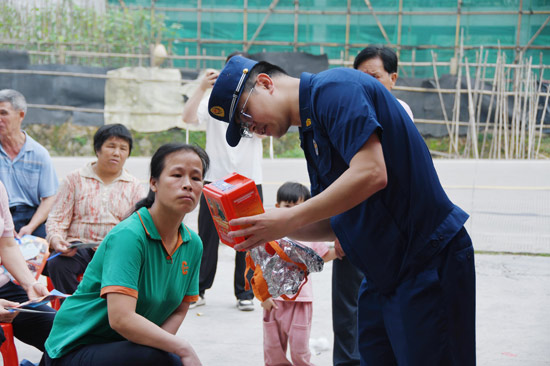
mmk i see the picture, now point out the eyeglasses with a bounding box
[238,87,255,138]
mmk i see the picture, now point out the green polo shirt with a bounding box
[45,207,202,359]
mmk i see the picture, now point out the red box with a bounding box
[202,173,264,248]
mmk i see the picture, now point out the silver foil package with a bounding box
[249,237,324,299]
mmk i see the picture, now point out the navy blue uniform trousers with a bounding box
[358,228,476,366]
[332,256,363,365]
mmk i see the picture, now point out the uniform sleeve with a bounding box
[38,152,59,199]
[99,225,144,299]
[315,79,382,164]
[46,175,76,243]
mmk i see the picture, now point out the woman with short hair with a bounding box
[45,124,146,295]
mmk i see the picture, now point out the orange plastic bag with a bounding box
[245,240,312,302]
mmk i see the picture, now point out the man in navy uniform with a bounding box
[207,56,476,366]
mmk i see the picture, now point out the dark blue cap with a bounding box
[208,56,259,147]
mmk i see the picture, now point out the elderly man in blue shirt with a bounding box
[207,56,476,366]
[0,89,58,238]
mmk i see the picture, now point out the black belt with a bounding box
[9,205,36,213]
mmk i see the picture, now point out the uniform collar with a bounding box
[299,72,314,132]
[80,161,133,184]
[135,207,191,256]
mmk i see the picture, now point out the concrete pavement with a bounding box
[14,158,550,365]
[17,249,550,365]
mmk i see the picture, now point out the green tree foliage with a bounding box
[0,1,168,68]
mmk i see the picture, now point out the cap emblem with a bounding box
[210,106,225,118]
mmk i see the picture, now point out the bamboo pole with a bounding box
[411,48,415,78]
[518,16,550,61]
[0,68,196,83]
[245,0,280,51]
[520,57,533,158]
[363,0,392,45]
[108,3,550,16]
[502,63,510,159]
[4,38,550,55]
[464,58,479,158]
[469,59,479,157]
[481,51,499,158]
[453,0,462,66]
[495,49,505,159]
[476,50,489,128]
[528,69,540,158]
[243,0,248,49]
[196,0,201,68]
[293,0,299,52]
[535,69,549,158]
[20,103,505,129]
[344,0,351,61]
[430,50,457,154]
[0,66,548,100]
[510,57,521,157]
[397,0,403,59]
[515,0,523,63]
[451,29,465,157]
[491,50,503,159]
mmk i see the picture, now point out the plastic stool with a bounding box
[0,323,19,366]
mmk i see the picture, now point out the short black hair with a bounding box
[276,182,311,204]
[244,61,288,93]
[353,45,398,74]
[93,123,133,155]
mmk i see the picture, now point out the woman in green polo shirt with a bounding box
[43,143,209,366]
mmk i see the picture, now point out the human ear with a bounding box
[150,178,158,192]
[390,72,398,87]
[256,73,273,91]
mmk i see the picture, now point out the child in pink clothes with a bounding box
[262,182,337,366]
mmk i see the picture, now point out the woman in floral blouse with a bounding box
[45,124,146,295]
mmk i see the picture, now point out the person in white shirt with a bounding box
[182,52,263,312]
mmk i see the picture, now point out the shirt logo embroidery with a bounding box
[181,261,189,275]
[306,118,311,127]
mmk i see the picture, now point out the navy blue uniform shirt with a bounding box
[298,69,468,294]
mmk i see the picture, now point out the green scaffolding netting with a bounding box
[109,0,550,76]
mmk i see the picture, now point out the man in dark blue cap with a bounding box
[208,55,476,366]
